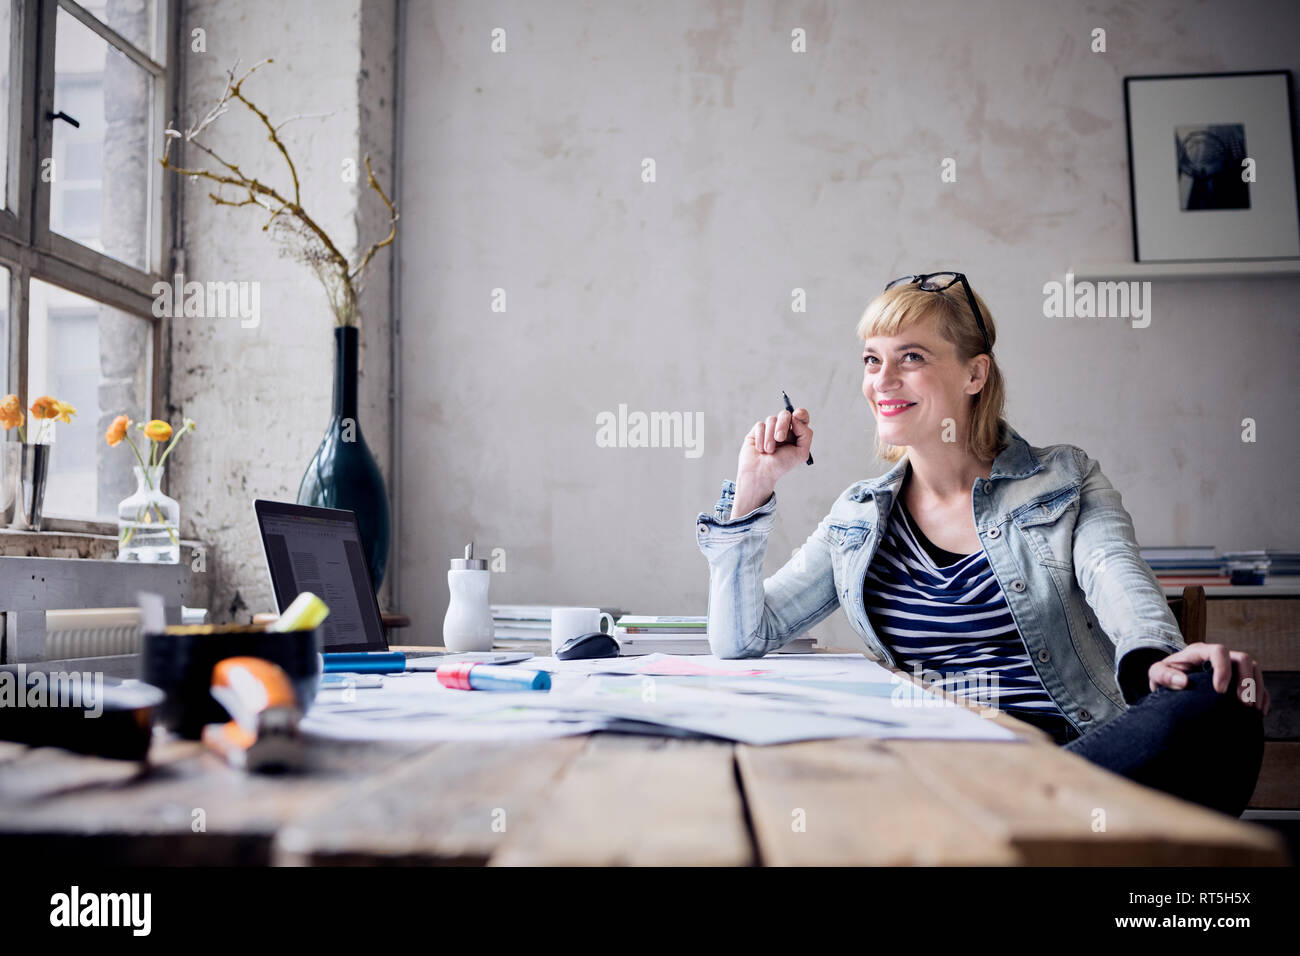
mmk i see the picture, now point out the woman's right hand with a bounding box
[732,407,813,516]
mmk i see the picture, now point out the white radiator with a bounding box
[42,607,208,659]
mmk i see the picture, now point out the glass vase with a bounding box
[1,442,51,530]
[117,465,180,563]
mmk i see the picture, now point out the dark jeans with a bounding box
[1062,660,1265,817]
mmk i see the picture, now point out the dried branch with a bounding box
[157,59,398,326]
[275,111,336,133]
[350,155,399,281]
[227,59,300,205]
[208,192,262,209]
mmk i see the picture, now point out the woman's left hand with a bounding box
[1148,642,1270,715]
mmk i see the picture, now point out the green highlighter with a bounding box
[271,591,330,632]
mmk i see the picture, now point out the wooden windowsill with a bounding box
[37,516,120,536]
[0,528,202,560]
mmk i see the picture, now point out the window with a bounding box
[0,2,13,210]
[0,0,177,528]
[28,277,151,517]
[52,3,156,271]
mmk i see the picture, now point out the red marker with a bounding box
[436,662,551,691]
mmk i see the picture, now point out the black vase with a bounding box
[297,325,391,587]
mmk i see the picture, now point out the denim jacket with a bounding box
[694,422,1185,739]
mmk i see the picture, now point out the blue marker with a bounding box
[321,651,407,674]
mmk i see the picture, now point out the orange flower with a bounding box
[30,395,60,419]
[143,419,173,442]
[106,415,130,446]
[53,400,77,424]
[0,394,23,431]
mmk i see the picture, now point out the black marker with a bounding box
[781,390,813,466]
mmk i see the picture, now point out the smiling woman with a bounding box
[694,270,1268,819]
[859,273,1005,470]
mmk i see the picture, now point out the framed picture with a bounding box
[1123,71,1300,262]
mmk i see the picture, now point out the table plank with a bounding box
[891,739,1289,866]
[737,737,1021,865]
[0,736,426,865]
[490,734,753,866]
[0,740,32,766]
[0,745,150,801]
[274,737,588,865]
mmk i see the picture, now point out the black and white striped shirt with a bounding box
[863,495,1077,745]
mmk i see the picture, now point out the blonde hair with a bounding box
[855,278,1008,464]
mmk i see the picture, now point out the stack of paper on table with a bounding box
[614,615,816,654]
[299,653,1019,746]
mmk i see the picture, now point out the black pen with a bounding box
[781,390,813,466]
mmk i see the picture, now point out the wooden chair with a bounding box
[1166,585,1207,643]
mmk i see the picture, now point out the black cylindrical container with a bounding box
[142,624,321,739]
[0,673,163,760]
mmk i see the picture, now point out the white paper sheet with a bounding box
[298,654,1021,745]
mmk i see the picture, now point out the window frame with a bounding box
[1,0,180,532]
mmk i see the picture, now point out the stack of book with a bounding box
[491,605,553,643]
[490,605,628,644]
[1222,550,1300,584]
[1141,547,1300,587]
[1141,546,1230,587]
[614,615,817,654]
[1253,550,1300,579]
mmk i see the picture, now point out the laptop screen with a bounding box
[255,500,386,652]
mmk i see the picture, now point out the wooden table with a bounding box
[0,649,1288,866]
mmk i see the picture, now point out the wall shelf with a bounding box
[1068,259,1300,281]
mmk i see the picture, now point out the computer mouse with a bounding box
[556,631,621,660]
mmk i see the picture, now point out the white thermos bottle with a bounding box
[443,542,493,652]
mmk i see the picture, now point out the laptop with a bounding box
[254,499,530,668]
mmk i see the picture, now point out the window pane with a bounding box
[0,267,9,391]
[52,6,153,272]
[74,0,162,65]
[29,278,152,520]
[0,0,12,210]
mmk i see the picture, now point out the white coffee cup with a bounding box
[551,607,615,655]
